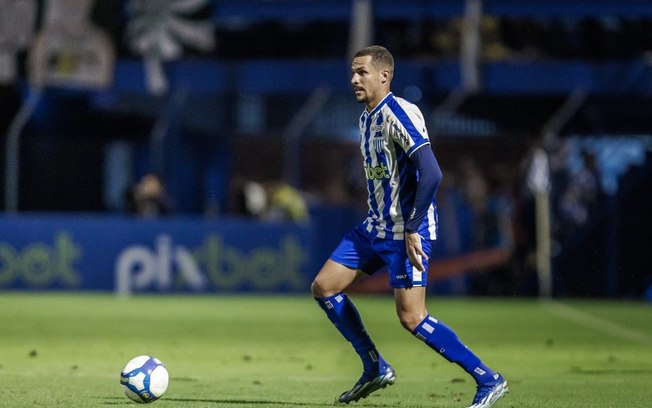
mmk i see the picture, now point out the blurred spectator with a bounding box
[0,0,37,84]
[125,173,173,217]
[233,178,310,223]
[434,167,474,256]
[559,150,602,228]
[438,158,515,255]
[548,140,572,239]
[483,165,515,248]
[554,148,608,297]
[456,156,490,248]
[480,16,514,61]
[264,181,310,223]
[509,146,539,295]
[28,0,114,90]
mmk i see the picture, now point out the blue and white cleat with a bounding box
[467,374,509,408]
[338,364,396,404]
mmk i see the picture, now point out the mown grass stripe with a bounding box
[542,300,652,345]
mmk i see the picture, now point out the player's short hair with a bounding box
[354,45,394,77]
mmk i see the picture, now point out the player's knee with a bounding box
[311,261,355,298]
[310,278,328,298]
[397,311,424,332]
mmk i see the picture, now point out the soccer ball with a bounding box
[120,355,169,403]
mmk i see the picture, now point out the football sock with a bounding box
[413,314,498,385]
[316,293,381,373]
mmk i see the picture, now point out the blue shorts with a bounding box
[329,224,433,288]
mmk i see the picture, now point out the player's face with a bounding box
[351,56,389,111]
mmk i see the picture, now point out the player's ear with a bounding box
[381,69,390,84]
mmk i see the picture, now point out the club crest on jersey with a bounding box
[369,113,384,153]
[372,135,385,153]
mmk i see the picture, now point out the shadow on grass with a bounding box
[168,398,333,406]
[102,396,333,406]
[103,396,396,406]
[570,367,652,375]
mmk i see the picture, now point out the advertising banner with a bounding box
[0,215,317,294]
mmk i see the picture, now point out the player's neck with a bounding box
[365,91,392,112]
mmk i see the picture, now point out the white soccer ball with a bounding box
[120,355,169,403]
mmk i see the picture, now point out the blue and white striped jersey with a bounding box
[359,92,438,240]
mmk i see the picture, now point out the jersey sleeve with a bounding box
[405,146,442,233]
[387,100,430,156]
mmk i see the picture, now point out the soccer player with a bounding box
[311,45,508,408]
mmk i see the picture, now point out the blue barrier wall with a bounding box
[0,215,319,294]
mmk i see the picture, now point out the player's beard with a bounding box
[354,88,368,104]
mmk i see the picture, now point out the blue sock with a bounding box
[316,293,381,373]
[413,315,498,385]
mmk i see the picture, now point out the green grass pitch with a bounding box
[0,293,650,407]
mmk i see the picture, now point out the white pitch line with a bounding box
[541,300,652,346]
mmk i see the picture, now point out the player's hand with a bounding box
[405,231,427,272]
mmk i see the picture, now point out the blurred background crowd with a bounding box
[1,0,651,300]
